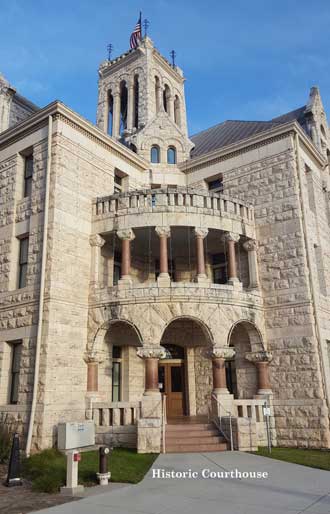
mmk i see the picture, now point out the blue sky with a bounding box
[1,0,330,134]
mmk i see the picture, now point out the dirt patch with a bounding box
[0,463,77,514]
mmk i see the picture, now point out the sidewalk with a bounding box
[32,451,330,514]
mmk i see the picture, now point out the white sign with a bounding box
[263,407,271,416]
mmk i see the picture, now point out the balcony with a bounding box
[92,187,255,239]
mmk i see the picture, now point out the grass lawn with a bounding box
[22,448,158,493]
[254,447,330,471]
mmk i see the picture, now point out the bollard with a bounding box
[60,450,84,496]
[96,446,111,485]
[5,433,22,487]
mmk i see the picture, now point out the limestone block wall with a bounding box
[188,134,330,447]
[194,346,212,415]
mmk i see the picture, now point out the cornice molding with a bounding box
[0,101,149,172]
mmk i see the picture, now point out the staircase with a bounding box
[164,417,228,453]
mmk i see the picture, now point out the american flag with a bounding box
[130,13,142,49]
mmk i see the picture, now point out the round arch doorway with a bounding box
[159,344,186,418]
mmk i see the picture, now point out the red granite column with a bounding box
[212,348,235,394]
[84,354,102,393]
[225,232,240,282]
[246,351,273,394]
[117,229,135,283]
[194,228,208,281]
[137,348,165,395]
[155,226,171,279]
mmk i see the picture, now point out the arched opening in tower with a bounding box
[120,80,128,135]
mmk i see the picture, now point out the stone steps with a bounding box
[165,420,228,453]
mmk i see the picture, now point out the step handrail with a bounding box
[162,394,167,454]
[210,393,234,451]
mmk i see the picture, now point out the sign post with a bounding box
[263,402,272,453]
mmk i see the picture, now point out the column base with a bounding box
[255,389,273,397]
[118,276,133,288]
[195,274,210,285]
[212,392,234,416]
[227,278,242,289]
[143,389,161,396]
[157,274,171,287]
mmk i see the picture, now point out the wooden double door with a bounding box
[159,361,185,417]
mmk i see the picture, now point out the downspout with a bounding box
[26,115,53,456]
[294,132,330,412]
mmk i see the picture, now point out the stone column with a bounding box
[89,235,106,287]
[246,351,273,395]
[155,226,171,286]
[243,239,259,289]
[112,91,121,138]
[211,347,236,395]
[117,229,135,286]
[156,83,162,112]
[84,353,103,393]
[224,232,240,284]
[167,94,174,121]
[194,228,209,284]
[137,348,166,396]
[211,347,235,417]
[127,83,134,132]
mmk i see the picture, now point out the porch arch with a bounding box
[226,320,265,399]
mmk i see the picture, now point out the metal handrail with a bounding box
[210,393,234,451]
[162,394,167,454]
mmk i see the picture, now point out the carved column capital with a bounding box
[243,239,258,252]
[223,231,240,243]
[83,351,104,364]
[211,347,236,360]
[155,226,171,238]
[117,228,135,241]
[137,347,166,360]
[194,227,208,239]
[245,351,273,364]
[89,234,106,247]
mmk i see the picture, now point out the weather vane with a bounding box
[143,19,150,37]
[107,44,113,61]
[170,50,176,68]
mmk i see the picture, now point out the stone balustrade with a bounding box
[234,398,266,422]
[92,187,255,237]
[89,281,263,307]
[91,401,140,427]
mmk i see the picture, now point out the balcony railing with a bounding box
[93,187,254,226]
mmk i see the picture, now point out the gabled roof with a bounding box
[190,106,307,158]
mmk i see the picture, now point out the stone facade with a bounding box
[1,36,330,453]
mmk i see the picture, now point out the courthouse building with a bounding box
[1,35,330,453]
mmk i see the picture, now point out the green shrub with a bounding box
[0,423,12,463]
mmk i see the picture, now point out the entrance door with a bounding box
[159,362,185,417]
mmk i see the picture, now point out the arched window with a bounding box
[167,146,176,164]
[134,75,139,129]
[151,145,160,163]
[321,124,327,138]
[108,92,114,136]
[163,84,170,113]
[119,80,128,135]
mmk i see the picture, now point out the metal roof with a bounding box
[190,106,307,158]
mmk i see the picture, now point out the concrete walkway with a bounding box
[34,452,330,514]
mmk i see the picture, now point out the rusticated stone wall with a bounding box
[189,136,330,448]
